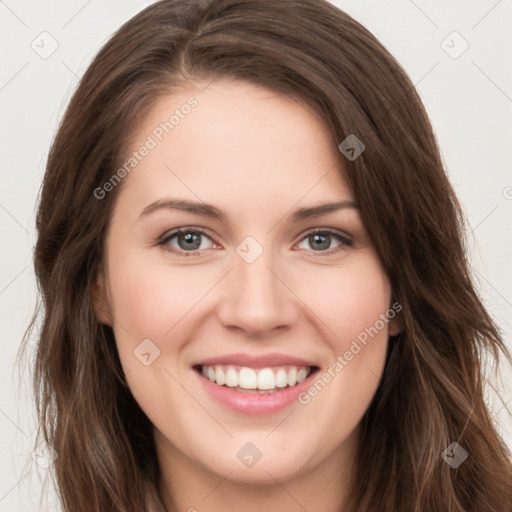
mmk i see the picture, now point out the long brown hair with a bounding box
[24,0,512,510]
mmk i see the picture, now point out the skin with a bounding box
[93,79,400,512]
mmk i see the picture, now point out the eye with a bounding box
[159,228,216,255]
[295,229,352,253]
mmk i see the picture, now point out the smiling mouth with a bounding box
[194,364,319,394]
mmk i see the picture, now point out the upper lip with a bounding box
[192,352,317,369]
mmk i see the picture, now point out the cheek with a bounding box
[107,249,218,343]
[291,257,392,347]
[105,251,207,429]
[292,257,392,434]
[291,255,391,400]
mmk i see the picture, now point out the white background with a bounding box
[1,0,511,510]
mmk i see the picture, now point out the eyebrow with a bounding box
[139,199,225,221]
[138,198,359,222]
[291,200,359,221]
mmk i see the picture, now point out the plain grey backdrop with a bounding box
[1,0,511,510]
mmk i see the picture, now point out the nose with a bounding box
[216,252,298,336]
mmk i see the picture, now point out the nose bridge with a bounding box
[216,243,295,334]
[237,254,278,302]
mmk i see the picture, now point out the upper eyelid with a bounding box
[299,227,351,237]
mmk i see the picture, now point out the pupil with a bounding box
[310,233,330,250]
[178,232,201,250]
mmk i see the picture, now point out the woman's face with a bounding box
[94,79,398,487]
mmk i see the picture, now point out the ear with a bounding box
[388,317,403,336]
[91,267,113,327]
[388,300,404,336]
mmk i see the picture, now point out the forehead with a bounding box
[117,79,352,212]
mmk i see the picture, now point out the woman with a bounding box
[26,0,512,510]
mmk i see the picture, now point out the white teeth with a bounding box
[239,367,257,389]
[200,364,313,391]
[287,367,297,387]
[257,368,275,390]
[297,367,309,383]
[225,368,238,387]
[275,369,288,388]
[215,366,226,386]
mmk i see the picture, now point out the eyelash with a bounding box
[157,227,353,257]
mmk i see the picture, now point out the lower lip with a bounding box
[195,368,318,415]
